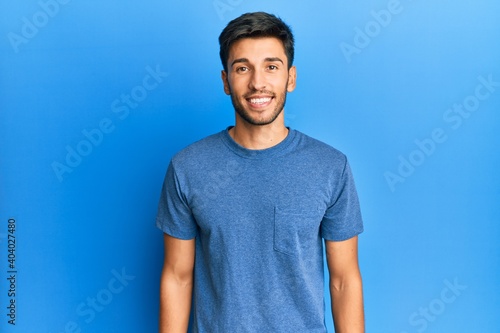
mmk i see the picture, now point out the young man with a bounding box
[157,12,364,333]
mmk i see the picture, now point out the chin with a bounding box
[238,109,283,126]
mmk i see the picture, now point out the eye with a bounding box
[236,66,249,73]
[268,65,278,71]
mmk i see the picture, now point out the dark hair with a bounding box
[218,12,295,72]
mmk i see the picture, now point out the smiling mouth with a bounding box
[246,96,273,108]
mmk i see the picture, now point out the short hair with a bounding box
[218,12,295,72]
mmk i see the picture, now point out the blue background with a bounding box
[1,1,499,332]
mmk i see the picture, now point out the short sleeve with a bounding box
[320,158,363,241]
[156,161,198,239]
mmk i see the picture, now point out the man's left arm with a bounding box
[325,235,365,333]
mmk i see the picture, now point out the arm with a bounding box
[159,233,195,333]
[325,235,364,333]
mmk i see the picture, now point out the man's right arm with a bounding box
[159,233,195,333]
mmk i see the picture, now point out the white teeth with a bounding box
[249,97,271,104]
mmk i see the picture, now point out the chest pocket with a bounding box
[273,207,324,256]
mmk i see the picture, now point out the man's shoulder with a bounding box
[171,130,225,165]
[294,130,347,163]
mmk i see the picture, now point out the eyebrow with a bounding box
[264,57,284,64]
[230,57,284,68]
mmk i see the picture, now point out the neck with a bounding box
[229,115,289,150]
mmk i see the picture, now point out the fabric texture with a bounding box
[156,127,363,333]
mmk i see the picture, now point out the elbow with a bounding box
[161,265,194,288]
[330,272,363,293]
[331,277,346,293]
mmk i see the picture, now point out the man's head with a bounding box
[219,12,295,72]
[219,12,297,126]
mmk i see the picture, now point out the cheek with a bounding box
[274,73,290,87]
[277,80,290,93]
[229,77,248,93]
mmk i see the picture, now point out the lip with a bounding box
[245,95,274,109]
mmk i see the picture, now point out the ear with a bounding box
[221,70,231,95]
[287,66,297,92]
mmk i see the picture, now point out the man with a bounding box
[157,12,364,333]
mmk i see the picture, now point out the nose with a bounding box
[249,69,266,91]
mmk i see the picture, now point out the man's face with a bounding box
[222,37,296,126]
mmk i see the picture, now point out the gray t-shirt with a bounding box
[156,127,363,332]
